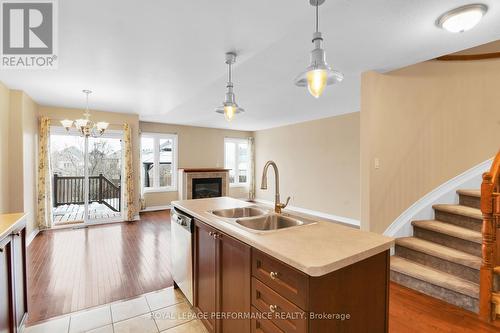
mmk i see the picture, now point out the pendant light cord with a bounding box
[315,1,319,33]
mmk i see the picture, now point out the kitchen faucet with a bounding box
[260,160,291,214]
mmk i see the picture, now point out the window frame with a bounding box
[224,137,249,188]
[141,132,178,193]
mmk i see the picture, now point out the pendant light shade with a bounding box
[294,0,343,98]
[215,52,244,122]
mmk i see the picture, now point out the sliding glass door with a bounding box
[86,135,123,222]
[50,127,124,227]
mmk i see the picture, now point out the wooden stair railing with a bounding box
[480,149,500,322]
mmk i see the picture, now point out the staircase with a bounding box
[390,189,482,313]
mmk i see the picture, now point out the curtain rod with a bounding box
[45,116,129,127]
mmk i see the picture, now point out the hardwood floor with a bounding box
[389,282,500,332]
[27,210,498,331]
[27,210,173,324]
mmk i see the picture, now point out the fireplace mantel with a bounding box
[178,169,230,200]
[178,168,230,173]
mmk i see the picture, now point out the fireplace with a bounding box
[178,168,230,200]
[192,178,222,199]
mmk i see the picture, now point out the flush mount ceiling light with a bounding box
[60,90,109,137]
[437,4,487,33]
[215,52,244,122]
[295,0,343,98]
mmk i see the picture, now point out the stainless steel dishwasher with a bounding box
[170,207,193,305]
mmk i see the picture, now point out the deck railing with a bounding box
[479,149,500,322]
[53,174,121,212]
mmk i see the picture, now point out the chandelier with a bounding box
[60,90,109,137]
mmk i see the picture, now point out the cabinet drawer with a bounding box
[252,249,308,309]
[252,278,307,333]
[251,307,284,333]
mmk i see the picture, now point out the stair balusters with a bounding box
[479,149,500,322]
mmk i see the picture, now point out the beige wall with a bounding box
[361,59,500,234]
[254,113,361,220]
[9,91,24,213]
[0,83,39,235]
[139,122,253,207]
[21,93,38,236]
[38,106,141,217]
[0,82,10,213]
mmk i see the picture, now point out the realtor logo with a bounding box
[1,0,58,69]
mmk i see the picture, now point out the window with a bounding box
[141,133,178,192]
[224,138,249,186]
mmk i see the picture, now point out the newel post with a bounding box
[480,172,495,321]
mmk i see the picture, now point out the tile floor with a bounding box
[25,287,208,333]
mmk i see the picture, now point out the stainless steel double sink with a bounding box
[210,206,316,232]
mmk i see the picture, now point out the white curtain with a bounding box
[123,123,136,221]
[248,137,255,200]
[37,117,53,229]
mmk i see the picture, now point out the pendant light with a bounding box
[294,0,343,98]
[215,52,244,122]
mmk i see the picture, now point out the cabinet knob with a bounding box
[269,271,279,280]
[209,231,214,236]
[269,304,278,313]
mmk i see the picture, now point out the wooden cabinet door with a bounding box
[194,220,218,333]
[218,232,251,333]
[12,227,27,329]
[0,236,14,333]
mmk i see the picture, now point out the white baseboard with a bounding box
[383,158,493,237]
[140,205,171,212]
[26,228,40,247]
[252,199,360,227]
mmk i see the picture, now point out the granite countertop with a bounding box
[172,197,394,277]
[0,213,26,240]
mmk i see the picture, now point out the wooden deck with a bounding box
[52,202,121,224]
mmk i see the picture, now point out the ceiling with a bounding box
[449,39,500,55]
[1,0,500,131]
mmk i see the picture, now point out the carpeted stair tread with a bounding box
[391,256,479,299]
[412,220,481,244]
[432,204,482,220]
[396,237,481,270]
[456,189,480,198]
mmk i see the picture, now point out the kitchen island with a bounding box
[172,197,394,333]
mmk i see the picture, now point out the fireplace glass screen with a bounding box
[192,178,222,199]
